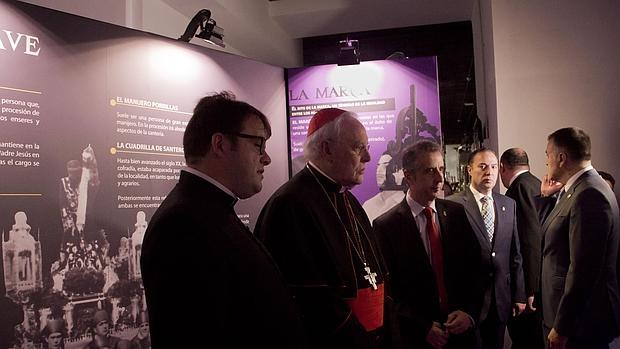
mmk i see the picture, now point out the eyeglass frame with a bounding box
[226,132,267,155]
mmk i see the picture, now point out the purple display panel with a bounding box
[287,59,441,217]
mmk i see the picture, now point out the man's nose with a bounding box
[361,148,371,163]
[261,150,272,166]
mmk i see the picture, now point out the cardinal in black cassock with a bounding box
[255,108,388,349]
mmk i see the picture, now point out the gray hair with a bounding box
[402,140,442,172]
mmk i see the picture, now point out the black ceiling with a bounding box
[302,21,479,145]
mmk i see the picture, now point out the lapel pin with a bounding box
[501,206,506,211]
[567,194,572,199]
[442,210,447,217]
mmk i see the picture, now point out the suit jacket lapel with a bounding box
[492,193,506,238]
[541,197,562,233]
[396,199,433,269]
[541,170,591,233]
[462,189,491,248]
[436,200,449,240]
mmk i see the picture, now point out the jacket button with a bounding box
[491,252,496,257]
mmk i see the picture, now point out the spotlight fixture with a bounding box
[178,9,225,48]
[337,38,360,66]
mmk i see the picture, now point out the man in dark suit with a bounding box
[140,92,307,349]
[541,127,620,349]
[499,148,544,349]
[447,148,526,349]
[374,140,482,349]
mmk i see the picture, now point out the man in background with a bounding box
[141,92,307,349]
[83,309,123,349]
[447,148,526,349]
[541,127,620,349]
[41,319,67,349]
[500,148,544,349]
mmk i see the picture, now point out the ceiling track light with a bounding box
[178,9,225,48]
[337,38,360,66]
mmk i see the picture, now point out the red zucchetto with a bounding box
[307,108,349,137]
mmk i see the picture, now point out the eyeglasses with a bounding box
[228,133,266,155]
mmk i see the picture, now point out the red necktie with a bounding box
[423,207,448,314]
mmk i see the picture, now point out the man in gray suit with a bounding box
[447,148,526,349]
[541,127,620,349]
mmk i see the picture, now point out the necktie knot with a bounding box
[423,207,433,220]
[480,195,490,204]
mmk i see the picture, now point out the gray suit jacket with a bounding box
[541,169,620,341]
[447,188,526,323]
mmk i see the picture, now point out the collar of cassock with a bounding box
[307,163,348,193]
[181,168,238,208]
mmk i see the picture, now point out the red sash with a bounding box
[346,284,384,331]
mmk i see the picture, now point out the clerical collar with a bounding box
[307,162,347,193]
[182,167,239,205]
[564,165,594,191]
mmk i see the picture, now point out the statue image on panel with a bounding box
[362,85,441,221]
[3,211,43,294]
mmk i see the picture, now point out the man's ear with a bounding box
[211,133,226,157]
[467,165,472,176]
[403,169,414,184]
[558,152,567,167]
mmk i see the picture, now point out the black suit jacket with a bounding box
[447,188,526,323]
[540,169,620,341]
[505,171,543,296]
[140,171,307,349]
[373,198,482,348]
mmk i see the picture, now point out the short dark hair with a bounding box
[468,147,496,165]
[500,148,529,169]
[547,127,591,161]
[402,140,442,172]
[599,171,615,189]
[183,91,271,164]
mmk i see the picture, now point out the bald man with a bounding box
[500,148,544,349]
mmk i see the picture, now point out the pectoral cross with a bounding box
[363,264,378,290]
